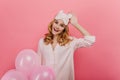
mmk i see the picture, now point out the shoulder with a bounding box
[68,36,74,40]
[68,36,84,44]
[38,37,44,45]
[68,36,78,44]
[68,36,78,41]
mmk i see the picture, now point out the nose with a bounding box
[55,24,60,29]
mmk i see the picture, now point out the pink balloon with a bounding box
[1,69,28,80]
[29,66,55,80]
[15,49,41,76]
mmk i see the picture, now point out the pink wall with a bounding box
[0,0,120,80]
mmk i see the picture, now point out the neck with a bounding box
[53,35,58,41]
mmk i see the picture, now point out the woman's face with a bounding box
[52,19,66,35]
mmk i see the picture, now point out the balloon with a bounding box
[29,66,55,80]
[15,49,40,76]
[1,69,28,80]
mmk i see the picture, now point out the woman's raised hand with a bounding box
[69,13,79,27]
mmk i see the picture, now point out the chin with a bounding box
[52,33,59,36]
[52,32,61,36]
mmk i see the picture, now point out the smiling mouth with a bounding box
[54,28,59,32]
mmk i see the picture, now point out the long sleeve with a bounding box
[72,35,96,50]
[37,38,44,65]
[38,36,95,80]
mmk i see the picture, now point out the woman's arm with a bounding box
[70,13,91,36]
[69,13,95,49]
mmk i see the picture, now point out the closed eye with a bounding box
[54,21,58,24]
[60,24,65,27]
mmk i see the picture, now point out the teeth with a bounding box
[54,28,59,32]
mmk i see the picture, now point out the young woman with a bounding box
[37,10,95,80]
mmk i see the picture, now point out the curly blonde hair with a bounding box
[44,19,72,46]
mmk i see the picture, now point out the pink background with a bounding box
[0,0,120,80]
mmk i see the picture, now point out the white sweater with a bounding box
[37,36,95,80]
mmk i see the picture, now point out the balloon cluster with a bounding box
[1,49,55,80]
